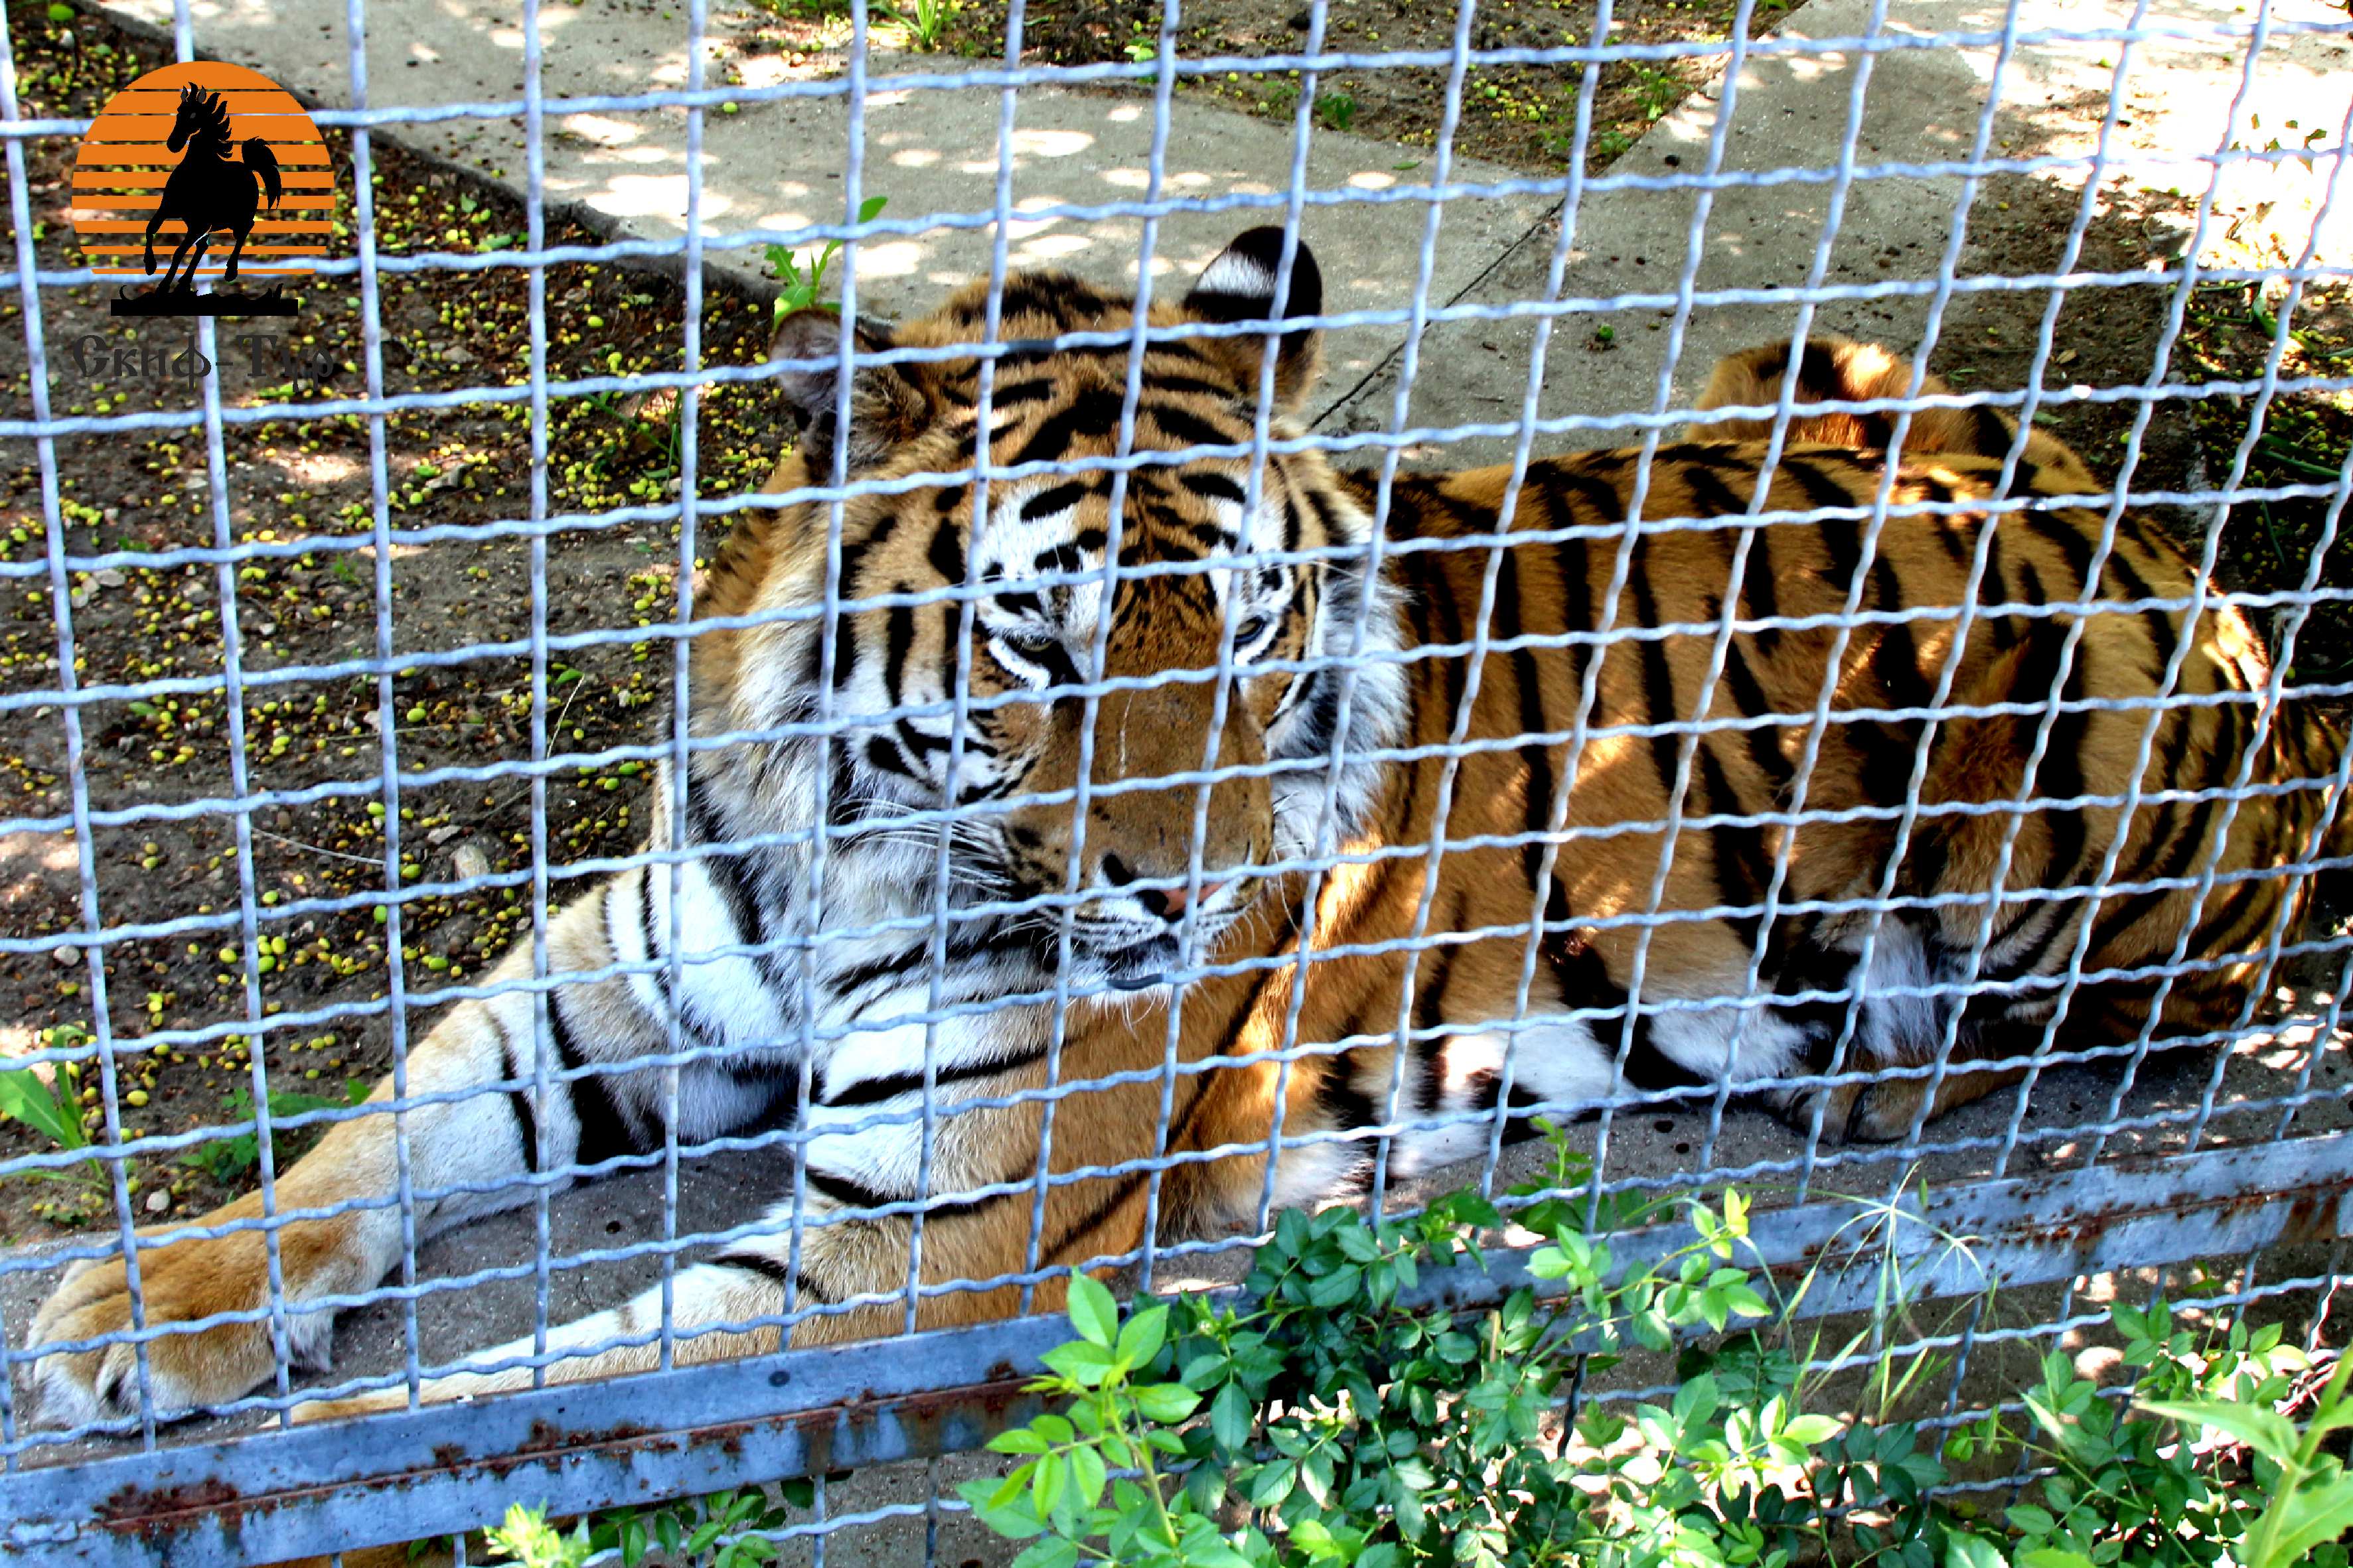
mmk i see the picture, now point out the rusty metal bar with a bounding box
[6,1129,2348,1568]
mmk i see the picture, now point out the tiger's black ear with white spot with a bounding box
[769,308,933,476]
[1183,227,1325,411]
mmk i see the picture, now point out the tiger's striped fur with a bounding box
[26,234,2344,1428]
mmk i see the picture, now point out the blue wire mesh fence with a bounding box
[2,0,2352,1560]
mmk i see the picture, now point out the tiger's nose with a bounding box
[1138,878,1225,922]
[1101,854,1225,924]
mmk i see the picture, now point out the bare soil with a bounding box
[948,0,1793,175]
[720,0,1791,173]
[1925,161,2353,676]
[0,3,798,1240]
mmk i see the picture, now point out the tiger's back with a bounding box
[1151,340,2344,1211]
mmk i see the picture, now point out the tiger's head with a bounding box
[701,229,1404,992]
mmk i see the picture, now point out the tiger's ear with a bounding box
[769,308,932,474]
[1183,227,1325,412]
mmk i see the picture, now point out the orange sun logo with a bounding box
[72,61,334,317]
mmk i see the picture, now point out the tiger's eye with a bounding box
[998,627,1055,656]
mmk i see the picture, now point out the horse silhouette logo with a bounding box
[72,62,331,318]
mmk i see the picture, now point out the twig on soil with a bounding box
[251,828,386,868]
[489,672,598,818]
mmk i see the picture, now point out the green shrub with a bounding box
[0,1027,96,1175]
[955,1145,2342,1568]
[477,1136,2343,1568]
[767,196,889,319]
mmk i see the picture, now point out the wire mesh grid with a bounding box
[2,0,2352,1559]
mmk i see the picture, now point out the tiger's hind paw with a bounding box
[1766,1057,2023,1146]
[1765,1078,1931,1146]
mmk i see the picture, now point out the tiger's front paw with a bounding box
[23,1220,335,1431]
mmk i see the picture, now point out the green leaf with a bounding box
[2261,1474,2353,1568]
[1946,1533,2007,1568]
[1305,1264,1363,1309]
[1449,1192,1505,1229]
[2138,1397,2299,1464]
[1116,1303,1168,1369]
[2304,1397,2353,1445]
[1249,1461,1296,1510]
[1030,1451,1066,1517]
[1723,1185,1750,1236]
[1211,1380,1253,1453]
[1066,1269,1118,1348]
[2018,1551,2096,1568]
[1782,1413,1843,1446]
[989,1427,1051,1455]
[1039,1339,1116,1386]
[1132,1382,1202,1423]
[0,1065,85,1153]
[1673,1372,1720,1431]
[2005,1505,2058,1536]
[1068,1442,1106,1512]
[46,3,74,21]
[858,195,889,224]
[1010,1537,1078,1568]
[956,1479,1045,1539]
[1299,1447,1333,1507]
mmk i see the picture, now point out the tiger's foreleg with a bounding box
[293,1029,1187,1418]
[23,894,634,1429]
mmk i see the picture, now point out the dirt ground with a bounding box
[939,0,1794,175]
[2,0,2350,1259]
[0,5,797,1238]
[1924,162,2353,677]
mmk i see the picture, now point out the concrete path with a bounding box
[11,0,2353,1556]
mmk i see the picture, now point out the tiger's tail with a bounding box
[1696,334,2101,495]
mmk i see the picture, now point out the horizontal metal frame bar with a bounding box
[7,1130,2348,1568]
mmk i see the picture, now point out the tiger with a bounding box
[25,227,2346,1431]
